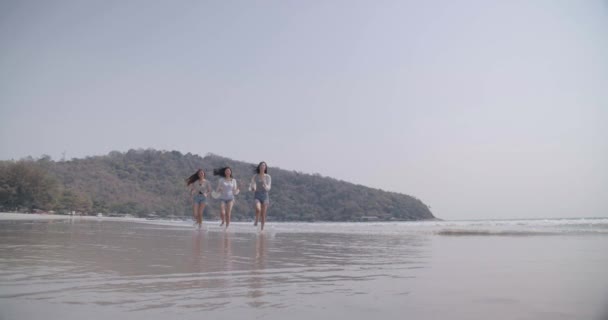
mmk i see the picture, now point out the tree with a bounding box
[2,150,436,221]
[0,161,59,211]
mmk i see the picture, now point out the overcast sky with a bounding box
[1,0,607,220]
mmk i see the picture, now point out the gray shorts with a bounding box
[254,192,269,205]
[193,194,207,205]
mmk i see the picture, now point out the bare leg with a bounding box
[225,200,234,228]
[220,202,226,226]
[197,204,205,228]
[260,202,268,231]
[254,201,261,226]
[192,202,199,226]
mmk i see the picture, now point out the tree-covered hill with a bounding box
[0,149,435,221]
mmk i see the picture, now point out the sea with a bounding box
[1,213,607,320]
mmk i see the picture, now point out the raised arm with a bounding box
[233,179,240,195]
[216,178,224,192]
[263,175,271,191]
[249,175,257,192]
[205,181,212,196]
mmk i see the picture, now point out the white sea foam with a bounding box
[2,212,607,236]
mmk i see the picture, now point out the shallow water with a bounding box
[1,215,607,319]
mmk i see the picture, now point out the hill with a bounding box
[0,149,435,221]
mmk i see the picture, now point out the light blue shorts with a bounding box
[193,194,207,205]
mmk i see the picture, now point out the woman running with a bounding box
[213,166,240,228]
[250,161,271,230]
[186,169,211,229]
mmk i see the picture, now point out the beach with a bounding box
[1,213,607,320]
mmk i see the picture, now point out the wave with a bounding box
[3,213,608,236]
[435,229,558,236]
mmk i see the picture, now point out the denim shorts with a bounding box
[193,194,207,205]
[254,191,269,204]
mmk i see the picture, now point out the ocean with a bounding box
[1,213,607,320]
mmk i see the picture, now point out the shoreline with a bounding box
[1,212,607,223]
[0,212,146,222]
[0,212,442,223]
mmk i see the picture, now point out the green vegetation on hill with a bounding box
[0,149,435,221]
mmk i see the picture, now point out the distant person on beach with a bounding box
[249,161,271,230]
[213,166,240,228]
[186,169,211,229]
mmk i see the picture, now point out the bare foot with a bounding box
[253,221,258,226]
[220,221,225,226]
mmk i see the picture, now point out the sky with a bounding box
[1,0,607,220]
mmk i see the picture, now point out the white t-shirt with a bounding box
[217,178,238,199]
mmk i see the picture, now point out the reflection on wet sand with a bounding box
[222,231,233,272]
[3,217,608,320]
[191,231,203,273]
[247,233,267,308]
[0,220,430,315]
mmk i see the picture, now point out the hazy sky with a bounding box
[1,0,607,220]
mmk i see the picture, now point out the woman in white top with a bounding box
[249,162,271,230]
[213,166,240,228]
[185,169,212,229]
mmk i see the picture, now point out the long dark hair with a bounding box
[255,161,268,174]
[213,166,233,178]
[185,169,204,186]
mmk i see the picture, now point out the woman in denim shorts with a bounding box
[213,166,240,228]
[186,169,212,229]
[249,162,272,231]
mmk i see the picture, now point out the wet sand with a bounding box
[1,215,607,319]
